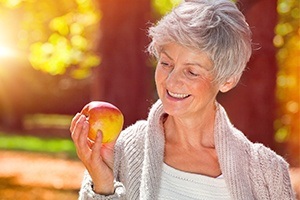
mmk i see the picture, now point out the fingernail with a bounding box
[96,131,102,138]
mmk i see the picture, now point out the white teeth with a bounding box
[168,91,189,99]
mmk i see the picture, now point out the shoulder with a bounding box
[116,99,163,148]
[115,120,148,154]
[247,142,289,175]
[246,142,295,197]
[119,120,148,142]
[114,120,148,181]
[230,130,293,196]
[229,128,290,172]
[215,104,288,169]
[215,103,294,197]
[222,125,290,180]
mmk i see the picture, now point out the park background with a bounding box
[0,0,299,199]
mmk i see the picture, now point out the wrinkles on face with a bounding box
[155,43,220,119]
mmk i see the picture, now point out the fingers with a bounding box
[71,114,86,141]
[70,113,81,133]
[77,121,91,157]
[70,114,91,161]
[87,138,94,149]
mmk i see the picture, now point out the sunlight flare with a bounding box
[0,46,15,58]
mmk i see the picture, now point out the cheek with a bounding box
[189,80,213,95]
[154,68,159,86]
[154,67,165,85]
[154,67,167,97]
[193,83,220,99]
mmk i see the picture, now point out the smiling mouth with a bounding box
[167,90,190,99]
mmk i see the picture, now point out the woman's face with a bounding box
[155,43,220,118]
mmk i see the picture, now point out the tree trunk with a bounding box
[91,0,154,127]
[217,0,277,148]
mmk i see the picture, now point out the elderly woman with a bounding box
[70,0,295,199]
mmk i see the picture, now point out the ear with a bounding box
[219,76,239,93]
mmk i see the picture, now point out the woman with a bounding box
[70,0,295,199]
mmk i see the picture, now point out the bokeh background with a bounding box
[0,0,299,199]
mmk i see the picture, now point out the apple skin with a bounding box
[80,101,124,143]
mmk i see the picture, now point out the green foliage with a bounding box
[151,0,236,16]
[274,0,299,144]
[152,0,182,16]
[0,132,77,158]
[0,0,101,79]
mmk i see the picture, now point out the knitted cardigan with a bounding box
[79,100,295,200]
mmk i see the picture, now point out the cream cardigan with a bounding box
[79,100,295,200]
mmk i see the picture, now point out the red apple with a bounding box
[81,101,124,143]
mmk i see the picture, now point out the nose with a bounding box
[166,67,183,88]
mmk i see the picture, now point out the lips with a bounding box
[167,90,190,99]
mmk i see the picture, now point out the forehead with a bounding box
[159,43,213,70]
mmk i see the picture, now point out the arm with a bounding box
[79,171,125,200]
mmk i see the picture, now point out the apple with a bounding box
[81,101,124,143]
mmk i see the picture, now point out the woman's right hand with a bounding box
[70,113,115,195]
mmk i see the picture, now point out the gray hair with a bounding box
[148,0,252,84]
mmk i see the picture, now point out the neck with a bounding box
[164,105,217,149]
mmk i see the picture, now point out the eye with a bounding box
[159,60,174,70]
[185,68,200,78]
[188,70,199,77]
[160,61,171,67]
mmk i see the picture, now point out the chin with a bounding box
[161,101,187,117]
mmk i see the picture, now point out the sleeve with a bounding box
[254,144,296,199]
[78,171,126,200]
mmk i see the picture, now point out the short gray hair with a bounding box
[148,0,252,84]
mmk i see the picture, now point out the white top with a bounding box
[158,163,232,200]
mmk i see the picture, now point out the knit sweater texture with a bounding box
[79,100,296,200]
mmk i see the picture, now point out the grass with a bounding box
[0,132,77,158]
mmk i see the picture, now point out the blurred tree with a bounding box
[217,0,278,149]
[0,0,101,78]
[91,0,153,126]
[274,0,299,166]
[0,0,96,129]
[152,0,181,16]
[0,0,154,127]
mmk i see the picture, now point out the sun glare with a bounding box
[0,46,16,58]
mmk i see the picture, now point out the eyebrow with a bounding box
[186,62,211,72]
[160,50,173,60]
[185,62,203,68]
